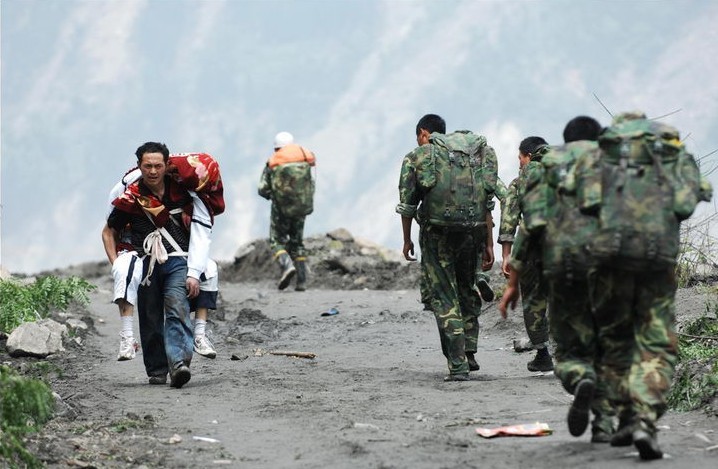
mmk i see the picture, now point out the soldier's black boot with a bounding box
[276,251,296,290]
[476,278,495,302]
[633,419,663,460]
[527,346,554,372]
[567,378,595,436]
[610,414,636,447]
[295,257,307,291]
[466,352,480,371]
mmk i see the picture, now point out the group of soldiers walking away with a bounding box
[101,113,710,460]
[397,112,712,460]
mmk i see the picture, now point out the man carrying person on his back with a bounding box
[102,159,220,361]
[397,114,498,381]
[258,132,316,291]
[104,142,206,388]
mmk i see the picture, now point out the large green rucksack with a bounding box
[271,162,315,217]
[575,113,711,271]
[521,141,600,280]
[416,130,497,230]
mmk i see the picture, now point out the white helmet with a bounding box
[274,131,294,149]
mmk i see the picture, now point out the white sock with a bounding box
[194,319,207,338]
[121,316,134,337]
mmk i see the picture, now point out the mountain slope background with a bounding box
[2,0,718,274]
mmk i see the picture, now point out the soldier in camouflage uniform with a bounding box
[497,136,553,372]
[258,132,316,291]
[397,114,497,381]
[500,116,616,443]
[472,179,507,303]
[572,112,711,459]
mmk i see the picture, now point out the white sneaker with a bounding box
[117,333,138,361]
[194,335,216,359]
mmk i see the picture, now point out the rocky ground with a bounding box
[2,230,717,468]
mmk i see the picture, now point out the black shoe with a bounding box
[444,373,470,382]
[148,374,167,385]
[567,379,595,436]
[591,417,615,444]
[170,364,191,389]
[527,350,554,372]
[610,421,635,447]
[466,352,480,371]
[591,428,612,443]
[476,279,495,302]
[633,421,663,460]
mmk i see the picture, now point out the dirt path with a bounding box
[20,274,718,468]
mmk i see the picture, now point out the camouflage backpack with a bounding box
[271,161,315,217]
[575,113,711,271]
[416,130,498,230]
[521,141,599,280]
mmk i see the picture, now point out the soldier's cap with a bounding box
[274,131,294,149]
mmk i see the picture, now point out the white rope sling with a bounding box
[141,209,188,286]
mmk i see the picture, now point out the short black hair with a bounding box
[135,142,170,163]
[563,116,601,143]
[519,136,548,158]
[416,114,446,136]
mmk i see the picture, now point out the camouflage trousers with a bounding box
[549,277,615,433]
[419,223,488,307]
[519,252,549,347]
[589,267,678,427]
[269,204,307,259]
[423,225,484,375]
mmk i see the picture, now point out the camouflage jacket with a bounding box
[497,161,544,244]
[509,141,598,275]
[396,145,426,220]
[498,176,520,243]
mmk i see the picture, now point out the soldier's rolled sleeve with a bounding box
[498,233,515,244]
[396,203,418,217]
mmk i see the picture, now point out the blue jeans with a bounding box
[138,257,193,377]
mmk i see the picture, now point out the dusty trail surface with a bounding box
[9,266,718,468]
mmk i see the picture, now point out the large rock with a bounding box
[6,319,68,358]
[222,228,419,290]
[327,228,354,242]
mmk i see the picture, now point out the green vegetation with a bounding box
[0,365,54,468]
[0,275,96,333]
[668,301,718,413]
[0,275,95,467]
[677,216,717,288]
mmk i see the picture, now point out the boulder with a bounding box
[6,319,67,358]
[327,228,354,242]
